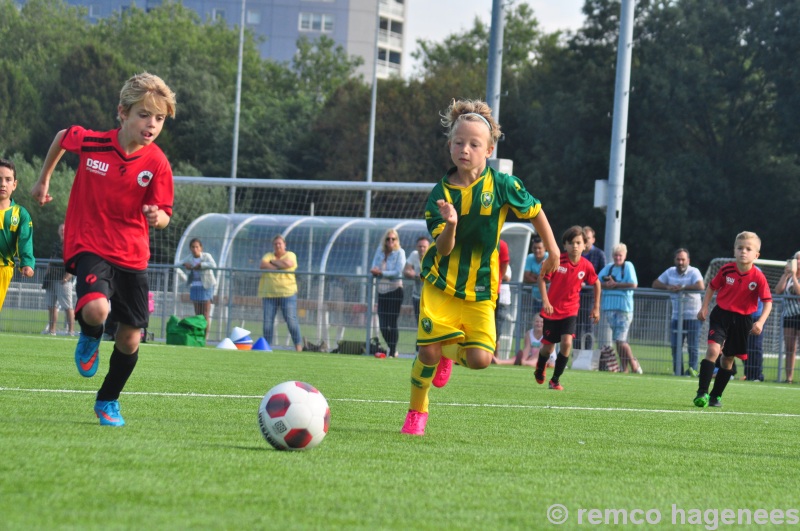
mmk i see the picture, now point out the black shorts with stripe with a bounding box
[708,306,752,358]
[541,315,577,345]
[72,253,150,329]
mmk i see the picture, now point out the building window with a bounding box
[212,8,226,21]
[299,12,334,32]
[246,9,261,25]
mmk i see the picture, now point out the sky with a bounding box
[402,0,586,77]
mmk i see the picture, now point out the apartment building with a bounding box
[41,0,406,80]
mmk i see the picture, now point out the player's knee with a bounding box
[114,324,141,354]
[465,349,492,370]
[78,300,108,326]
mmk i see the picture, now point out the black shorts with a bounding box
[541,315,577,345]
[783,314,800,330]
[72,253,150,329]
[708,306,752,359]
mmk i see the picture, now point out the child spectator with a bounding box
[493,314,552,367]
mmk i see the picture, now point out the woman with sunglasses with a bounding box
[370,229,406,358]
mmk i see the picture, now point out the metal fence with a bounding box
[1,260,794,381]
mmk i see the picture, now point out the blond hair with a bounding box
[735,231,761,251]
[118,72,176,122]
[440,99,501,146]
[382,229,400,253]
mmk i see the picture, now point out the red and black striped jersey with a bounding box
[61,126,173,271]
[541,254,598,320]
[709,262,772,315]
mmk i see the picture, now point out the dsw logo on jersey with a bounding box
[86,158,109,176]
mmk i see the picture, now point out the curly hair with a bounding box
[440,99,501,146]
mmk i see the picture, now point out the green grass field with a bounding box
[1,334,798,530]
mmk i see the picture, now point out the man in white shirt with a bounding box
[652,248,705,376]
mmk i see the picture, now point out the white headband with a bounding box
[462,112,492,133]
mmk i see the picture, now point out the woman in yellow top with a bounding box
[258,235,302,351]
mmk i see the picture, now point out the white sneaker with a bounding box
[636,366,643,374]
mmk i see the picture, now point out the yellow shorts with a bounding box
[417,281,496,352]
[0,266,13,310]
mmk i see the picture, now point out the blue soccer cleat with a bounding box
[75,333,101,377]
[94,400,125,426]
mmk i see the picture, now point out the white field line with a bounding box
[1,386,798,418]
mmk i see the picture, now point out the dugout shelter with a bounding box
[173,214,538,344]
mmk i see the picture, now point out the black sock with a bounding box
[697,359,715,394]
[710,367,733,398]
[96,347,138,402]
[76,310,104,339]
[552,353,569,383]
[536,353,550,374]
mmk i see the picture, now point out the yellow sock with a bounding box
[409,356,436,413]
[441,343,467,367]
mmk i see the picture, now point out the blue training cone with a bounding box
[251,337,271,351]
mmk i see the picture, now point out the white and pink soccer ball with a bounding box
[258,381,330,450]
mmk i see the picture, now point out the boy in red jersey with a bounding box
[535,226,601,390]
[32,73,177,426]
[695,231,772,408]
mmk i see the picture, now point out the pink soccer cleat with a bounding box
[432,357,453,388]
[400,410,428,436]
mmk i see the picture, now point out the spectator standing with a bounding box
[0,158,35,312]
[576,226,606,349]
[403,235,430,325]
[371,229,406,358]
[652,248,705,376]
[744,296,765,382]
[775,252,800,383]
[523,236,548,316]
[258,235,303,352]
[581,226,607,274]
[179,238,217,340]
[43,223,76,335]
[597,243,641,374]
[493,240,512,359]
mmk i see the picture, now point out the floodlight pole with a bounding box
[229,0,246,214]
[365,0,380,219]
[603,0,635,257]
[486,0,504,159]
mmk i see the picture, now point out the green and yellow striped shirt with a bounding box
[422,166,541,302]
[0,200,35,269]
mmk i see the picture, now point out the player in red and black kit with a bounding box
[695,231,772,408]
[535,226,601,390]
[32,73,177,426]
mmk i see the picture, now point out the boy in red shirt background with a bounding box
[695,231,772,407]
[535,226,601,390]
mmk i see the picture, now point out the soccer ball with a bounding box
[258,381,330,451]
